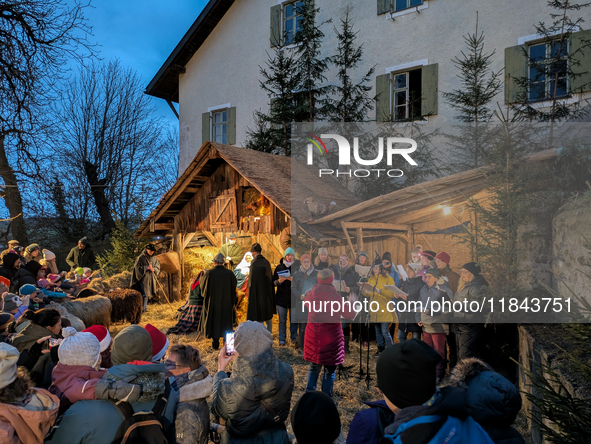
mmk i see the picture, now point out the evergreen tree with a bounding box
[244,46,300,155]
[443,14,502,171]
[96,220,148,277]
[324,8,375,123]
[510,0,591,122]
[293,0,331,122]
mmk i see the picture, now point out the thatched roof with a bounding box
[135,142,360,238]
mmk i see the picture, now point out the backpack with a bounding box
[111,380,176,444]
[384,414,495,444]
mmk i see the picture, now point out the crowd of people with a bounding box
[0,233,525,444]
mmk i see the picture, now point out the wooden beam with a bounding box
[202,231,219,247]
[154,223,174,231]
[340,221,356,256]
[419,234,433,251]
[342,222,410,231]
[184,187,199,194]
[356,227,364,253]
[261,233,283,258]
[182,232,196,250]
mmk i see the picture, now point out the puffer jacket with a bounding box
[362,274,396,323]
[212,349,294,444]
[383,358,524,444]
[303,282,355,366]
[176,366,212,444]
[45,363,179,444]
[0,388,59,444]
[417,282,453,334]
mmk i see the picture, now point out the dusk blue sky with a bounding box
[78,0,209,125]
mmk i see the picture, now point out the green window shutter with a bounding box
[270,5,282,47]
[505,45,526,103]
[421,63,438,117]
[570,29,591,94]
[227,107,236,145]
[202,112,210,145]
[377,0,392,15]
[375,74,390,122]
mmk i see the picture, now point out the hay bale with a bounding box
[104,270,132,291]
[157,252,180,274]
[53,305,86,331]
[182,247,218,295]
[60,295,112,329]
[105,289,142,324]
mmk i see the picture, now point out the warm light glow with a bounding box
[442,206,452,215]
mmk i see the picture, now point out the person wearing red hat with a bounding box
[83,325,113,368]
[434,252,461,369]
[145,324,169,362]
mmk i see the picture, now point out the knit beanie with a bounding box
[19,284,37,296]
[420,250,436,260]
[2,293,19,312]
[76,267,84,276]
[0,313,14,332]
[43,249,56,261]
[111,324,153,365]
[462,262,482,276]
[234,321,273,358]
[435,251,451,265]
[376,339,441,409]
[382,252,393,263]
[83,325,112,353]
[26,243,39,253]
[318,247,328,255]
[0,343,19,389]
[0,276,10,287]
[79,237,89,246]
[291,391,341,444]
[300,254,311,262]
[425,268,441,279]
[58,327,101,368]
[284,247,295,257]
[144,324,169,362]
[3,253,19,269]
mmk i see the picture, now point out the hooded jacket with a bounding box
[49,363,106,415]
[383,358,524,444]
[175,366,213,444]
[212,349,294,444]
[0,388,59,444]
[45,362,179,444]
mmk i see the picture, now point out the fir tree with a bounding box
[293,0,331,122]
[324,8,375,123]
[510,0,591,122]
[96,220,148,277]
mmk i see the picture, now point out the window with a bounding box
[212,109,227,144]
[391,69,422,120]
[528,41,568,101]
[394,0,423,12]
[284,1,304,45]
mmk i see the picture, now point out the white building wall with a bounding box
[177,0,590,172]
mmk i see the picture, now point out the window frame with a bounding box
[283,1,304,45]
[527,40,569,102]
[388,68,422,122]
[212,109,228,144]
[393,0,423,13]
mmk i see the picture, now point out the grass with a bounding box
[110,300,384,435]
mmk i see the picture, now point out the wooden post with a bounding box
[340,221,356,257]
[172,217,183,301]
[356,227,364,253]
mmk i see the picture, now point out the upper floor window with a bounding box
[528,41,568,101]
[391,69,422,121]
[212,109,228,144]
[284,1,304,45]
[394,0,423,12]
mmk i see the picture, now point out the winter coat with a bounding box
[303,283,355,366]
[384,266,401,287]
[219,243,244,268]
[290,266,318,324]
[454,274,489,322]
[0,253,20,284]
[49,362,106,415]
[314,258,330,271]
[399,277,425,333]
[417,282,453,334]
[175,366,212,444]
[346,400,395,444]
[199,265,237,339]
[11,322,58,355]
[384,358,524,444]
[361,274,396,323]
[0,388,59,444]
[130,249,161,301]
[331,264,360,299]
[247,254,275,322]
[30,347,59,389]
[12,268,37,289]
[273,259,292,309]
[212,349,294,444]
[439,266,461,294]
[66,245,96,270]
[45,363,179,444]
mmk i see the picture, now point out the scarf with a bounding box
[283,260,294,268]
[300,264,315,276]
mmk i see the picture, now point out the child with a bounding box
[49,327,141,415]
